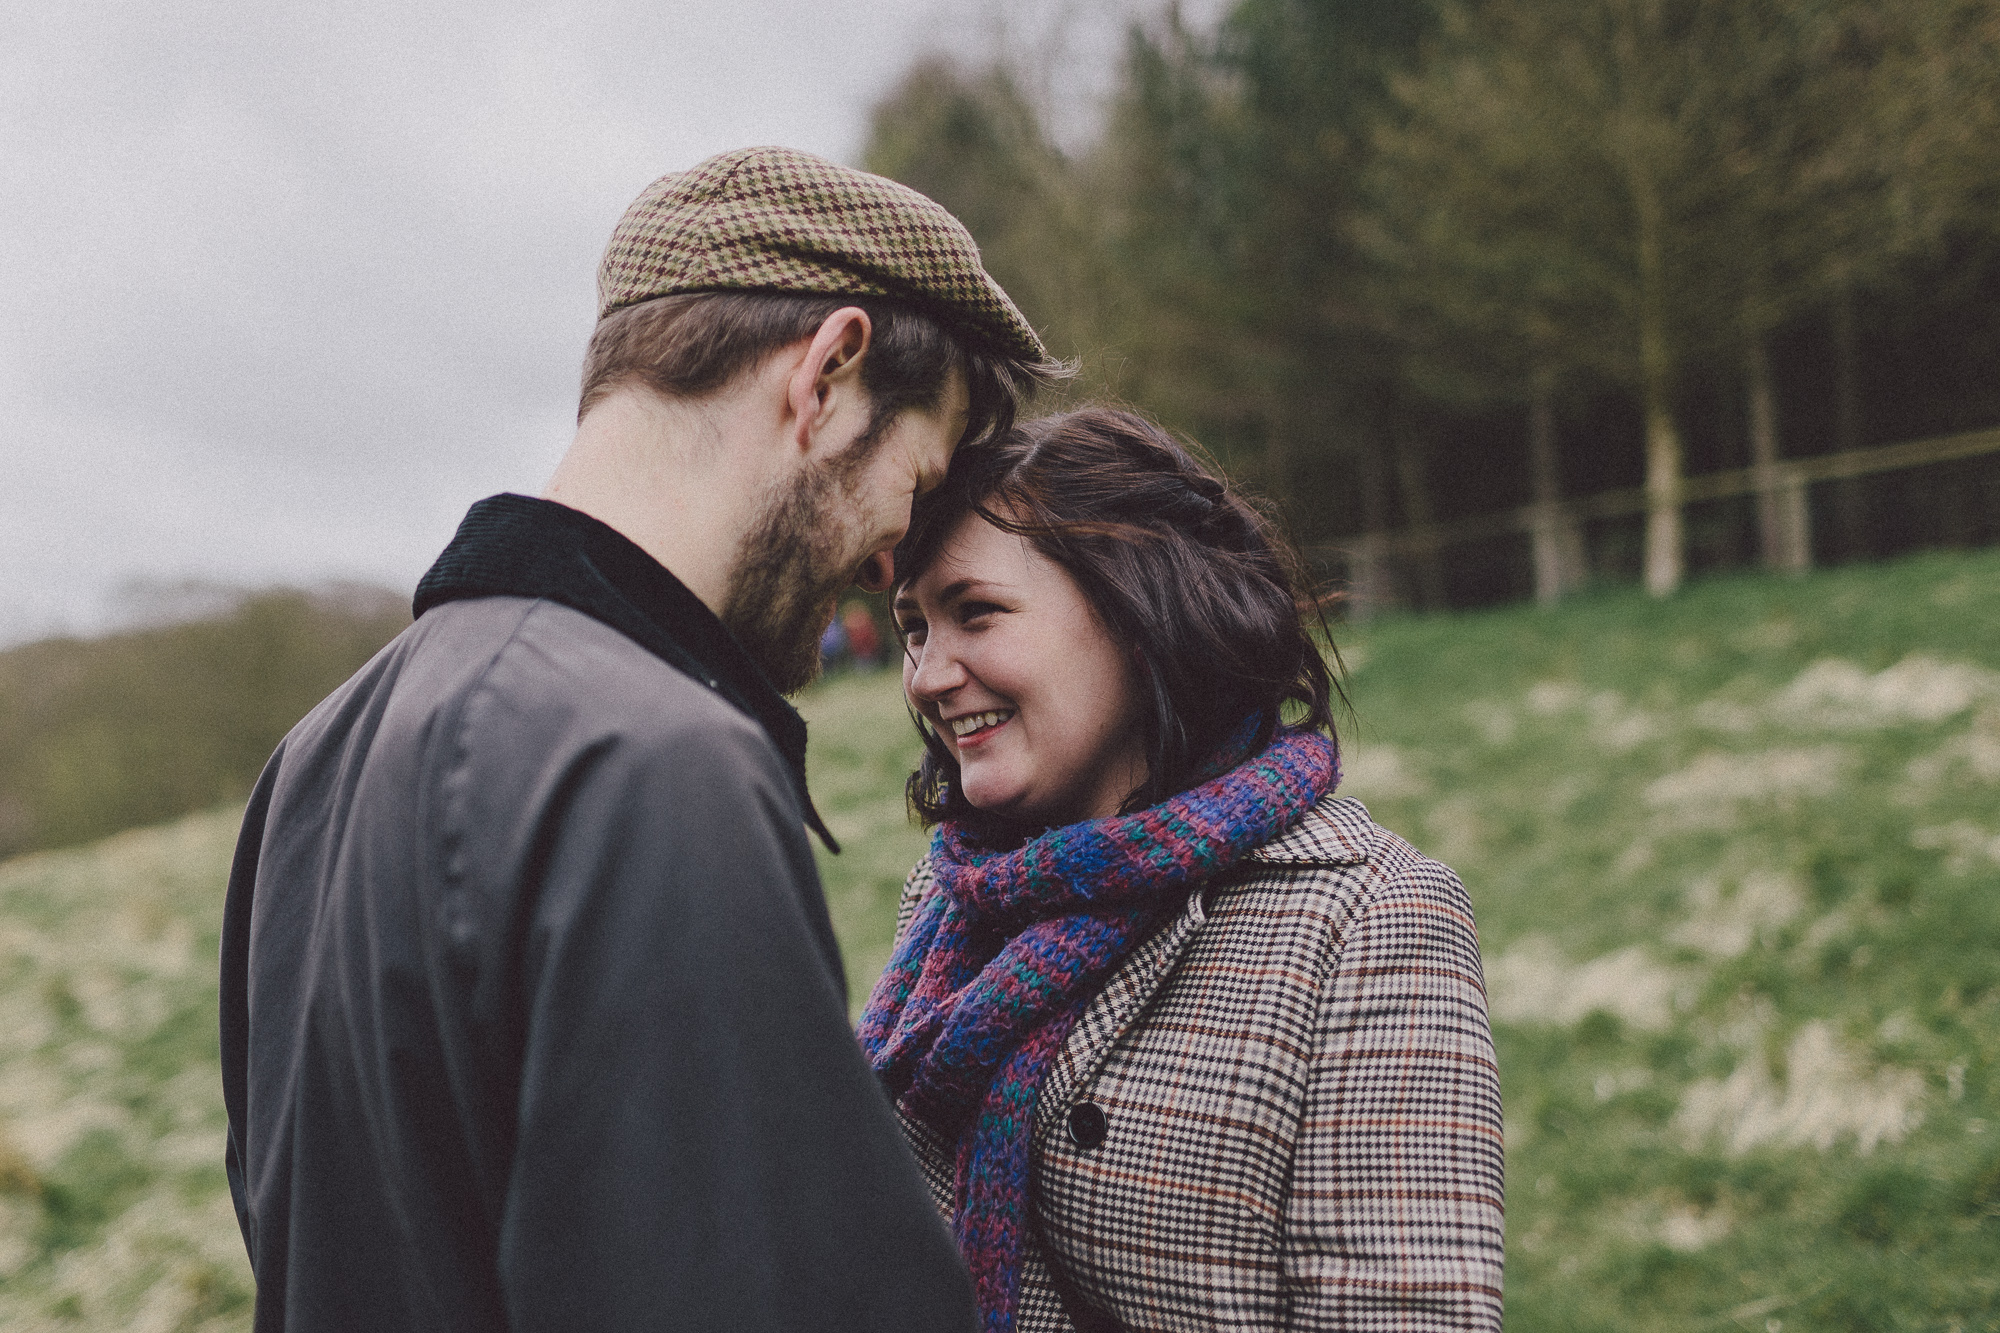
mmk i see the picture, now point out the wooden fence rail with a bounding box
[1312,420,2000,576]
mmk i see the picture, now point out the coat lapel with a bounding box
[1030,794,1376,1141]
[1033,883,1208,1141]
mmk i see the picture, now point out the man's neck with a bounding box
[542,385,775,615]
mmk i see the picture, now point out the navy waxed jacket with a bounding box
[220,494,972,1332]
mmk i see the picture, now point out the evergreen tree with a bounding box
[863,0,2000,604]
[863,57,1101,383]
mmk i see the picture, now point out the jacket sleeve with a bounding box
[1279,857,1506,1331]
[473,705,974,1333]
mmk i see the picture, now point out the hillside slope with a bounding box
[0,548,1992,1329]
[1340,549,2000,1331]
[0,587,408,861]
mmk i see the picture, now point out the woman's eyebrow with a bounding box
[936,577,1010,603]
[898,578,1011,614]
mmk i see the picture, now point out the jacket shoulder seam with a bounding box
[420,598,548,891]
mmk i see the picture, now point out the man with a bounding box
[219,146,1058,1332]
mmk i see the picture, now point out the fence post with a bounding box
[1348,532,1394,622]
[1746,330,1812,574]
[1774,465,1811,571]
[1528,373,1586,604]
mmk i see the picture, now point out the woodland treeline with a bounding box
[866,0,2000,609]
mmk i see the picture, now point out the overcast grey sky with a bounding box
[0,0,1224,645]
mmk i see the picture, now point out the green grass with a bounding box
[798,666,933,1007]
[0,808,252,1331]
[1341,549,2000,1333]
[2,548,1995,1328]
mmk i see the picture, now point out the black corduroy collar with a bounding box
[413,493,837,851]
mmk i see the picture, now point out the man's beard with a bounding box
[720,457,865,695]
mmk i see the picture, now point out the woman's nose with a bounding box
[905,637,965,703]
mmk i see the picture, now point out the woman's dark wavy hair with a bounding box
[895,406,1343,828]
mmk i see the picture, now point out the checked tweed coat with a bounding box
[888,795,1505,1332]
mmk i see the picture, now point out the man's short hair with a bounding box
[578,292,1043,451]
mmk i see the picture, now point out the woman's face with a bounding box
[895,511,1149,827]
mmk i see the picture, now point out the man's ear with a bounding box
[786,307,872,457]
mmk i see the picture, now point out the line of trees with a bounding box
[866,0,2000,606]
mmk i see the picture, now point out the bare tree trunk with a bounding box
[1745,325,1811,573]
[1393,418,1446,610]
[1609,4,1686,599]
[1828,275,1868,560]
[1528,369,1586,605]
[1630,161,1684,597]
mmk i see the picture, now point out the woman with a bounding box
[858,409,1504,1333]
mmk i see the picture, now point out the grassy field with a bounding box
[1340,550,2000,1332]
[797,666,935,1008]
[0,547,1994,1328]
[0,810,250,1331]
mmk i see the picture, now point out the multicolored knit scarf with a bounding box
[856,726,1339,1332]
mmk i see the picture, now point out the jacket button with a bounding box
[1067,1101,1108,1150]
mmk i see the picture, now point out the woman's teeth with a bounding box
[949,710,1013,737]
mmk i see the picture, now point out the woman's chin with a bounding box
[962,787,1023,820]
[966,792,1081,831]
[961,781,1044,826]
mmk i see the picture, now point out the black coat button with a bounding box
[1066,1101,1108,1150]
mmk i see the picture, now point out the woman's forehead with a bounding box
[898,514,1046,603]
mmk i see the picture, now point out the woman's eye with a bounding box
[960,601,1003,624]
[897,620,927,644]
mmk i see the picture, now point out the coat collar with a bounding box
[1244,794,1377,866]
[413,493,837,850]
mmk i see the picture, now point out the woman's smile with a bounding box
[946,709,1014,743]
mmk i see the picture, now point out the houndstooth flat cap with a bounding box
[597,146,1046,364]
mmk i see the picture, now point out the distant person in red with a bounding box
[843,600,884,667]
[218,147,1061,1333]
